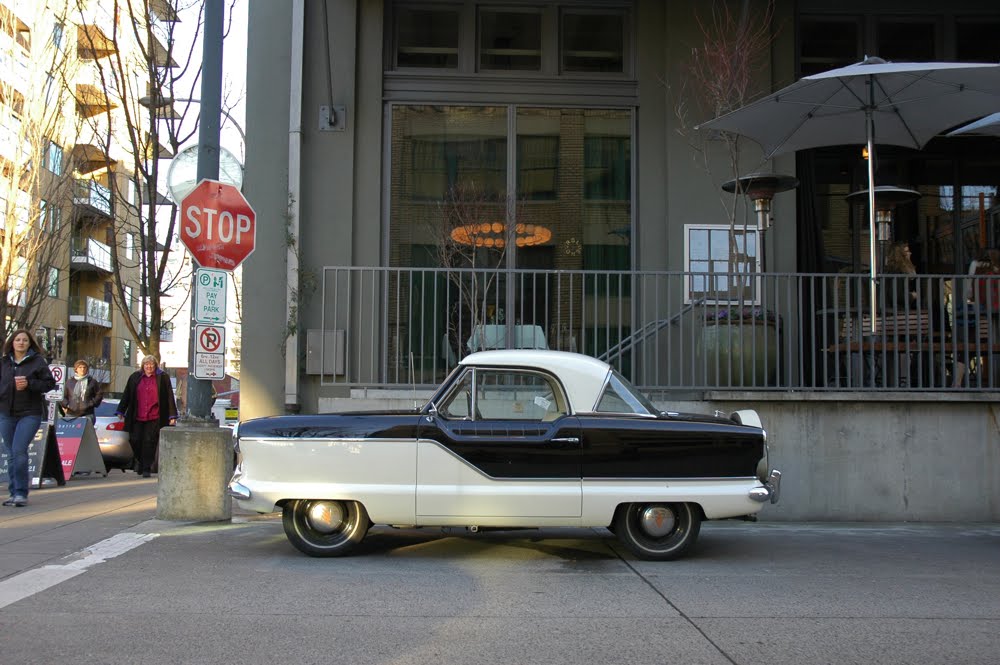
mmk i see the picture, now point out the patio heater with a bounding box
[721,173,799,271]
[845,186,921,270]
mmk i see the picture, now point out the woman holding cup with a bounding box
[0,329,56,507]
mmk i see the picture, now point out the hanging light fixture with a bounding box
[450,222,552,248]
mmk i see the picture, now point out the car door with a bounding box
[416,367,582,519]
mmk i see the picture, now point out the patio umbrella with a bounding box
[697,56,1000,324]
[947,111,1000,137]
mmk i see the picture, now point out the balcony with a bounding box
[71,143,114,174]
[73,179,112,217]
[77,22,116,60]
[71,236,113,273]
[75,83,117,119]
[69,296,112,328]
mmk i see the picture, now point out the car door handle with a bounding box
[549,436,580,445]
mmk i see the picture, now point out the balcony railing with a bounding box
[73,179,112,217]
[315,266,1000,393]
[71,236,113,272]
[68,296,112,328]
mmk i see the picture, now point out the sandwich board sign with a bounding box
[55,417,106,478]
[0,425,66,488]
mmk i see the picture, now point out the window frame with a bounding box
[47,266,59,297]
[683,223,761,305]
[387,1,633,79]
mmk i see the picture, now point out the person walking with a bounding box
[60,359,103,421]
[116,355,177,477]
[0,329,56,507]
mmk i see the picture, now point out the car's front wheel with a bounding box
[282,499,370,557]
[614,502,701,560]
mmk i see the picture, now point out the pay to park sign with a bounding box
[194,268,227,325]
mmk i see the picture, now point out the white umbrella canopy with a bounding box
[697,56,1000,326]
[947,111,1000,137]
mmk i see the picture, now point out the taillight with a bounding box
[106,421,125,431]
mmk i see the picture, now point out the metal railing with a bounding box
[316,267,1000,393]
[73,179,112,217]
[71,236,113,272]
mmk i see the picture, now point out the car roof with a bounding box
[460,350,612,412]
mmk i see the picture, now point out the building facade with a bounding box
[242,0,1000,418]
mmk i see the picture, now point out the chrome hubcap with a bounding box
[305,501,346,534]
[639,505,676,538]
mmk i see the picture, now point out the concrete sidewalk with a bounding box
[0,470,157,581]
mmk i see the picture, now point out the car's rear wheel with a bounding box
[282,499,369,557]
[614,502,701,561]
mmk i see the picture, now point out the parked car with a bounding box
[229,350,781,560]
[93,399,133,472]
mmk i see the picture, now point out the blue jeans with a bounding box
[0,414,43,498]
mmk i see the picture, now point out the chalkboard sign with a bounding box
[0,425,66,488]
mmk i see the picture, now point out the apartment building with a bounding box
[0,0,175,393]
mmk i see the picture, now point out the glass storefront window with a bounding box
[389,104,632,372]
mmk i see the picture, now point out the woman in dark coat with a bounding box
[116,355,177,477]
[61,359,103,421]
[0,329,56,507]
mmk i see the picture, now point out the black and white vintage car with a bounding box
[229,350,781,560]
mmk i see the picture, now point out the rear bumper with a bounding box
[748,470,781,504]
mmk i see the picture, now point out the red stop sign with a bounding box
[180,179,256,271]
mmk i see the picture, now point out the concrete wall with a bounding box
[322,391,1000,522]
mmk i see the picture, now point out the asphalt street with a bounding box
[0,473,998,665]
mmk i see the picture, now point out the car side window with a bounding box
[439,372,474,419]
[475,370,566,422]
[596,381,632,412]
[437,368,567,422]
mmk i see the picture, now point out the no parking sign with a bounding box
[194,324,226,379]
[47,364,66,424]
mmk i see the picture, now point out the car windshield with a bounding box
[595,370,659,415]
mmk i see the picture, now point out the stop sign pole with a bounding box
[184,0,224,423]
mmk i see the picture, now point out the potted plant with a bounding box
[699,306,780,387]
